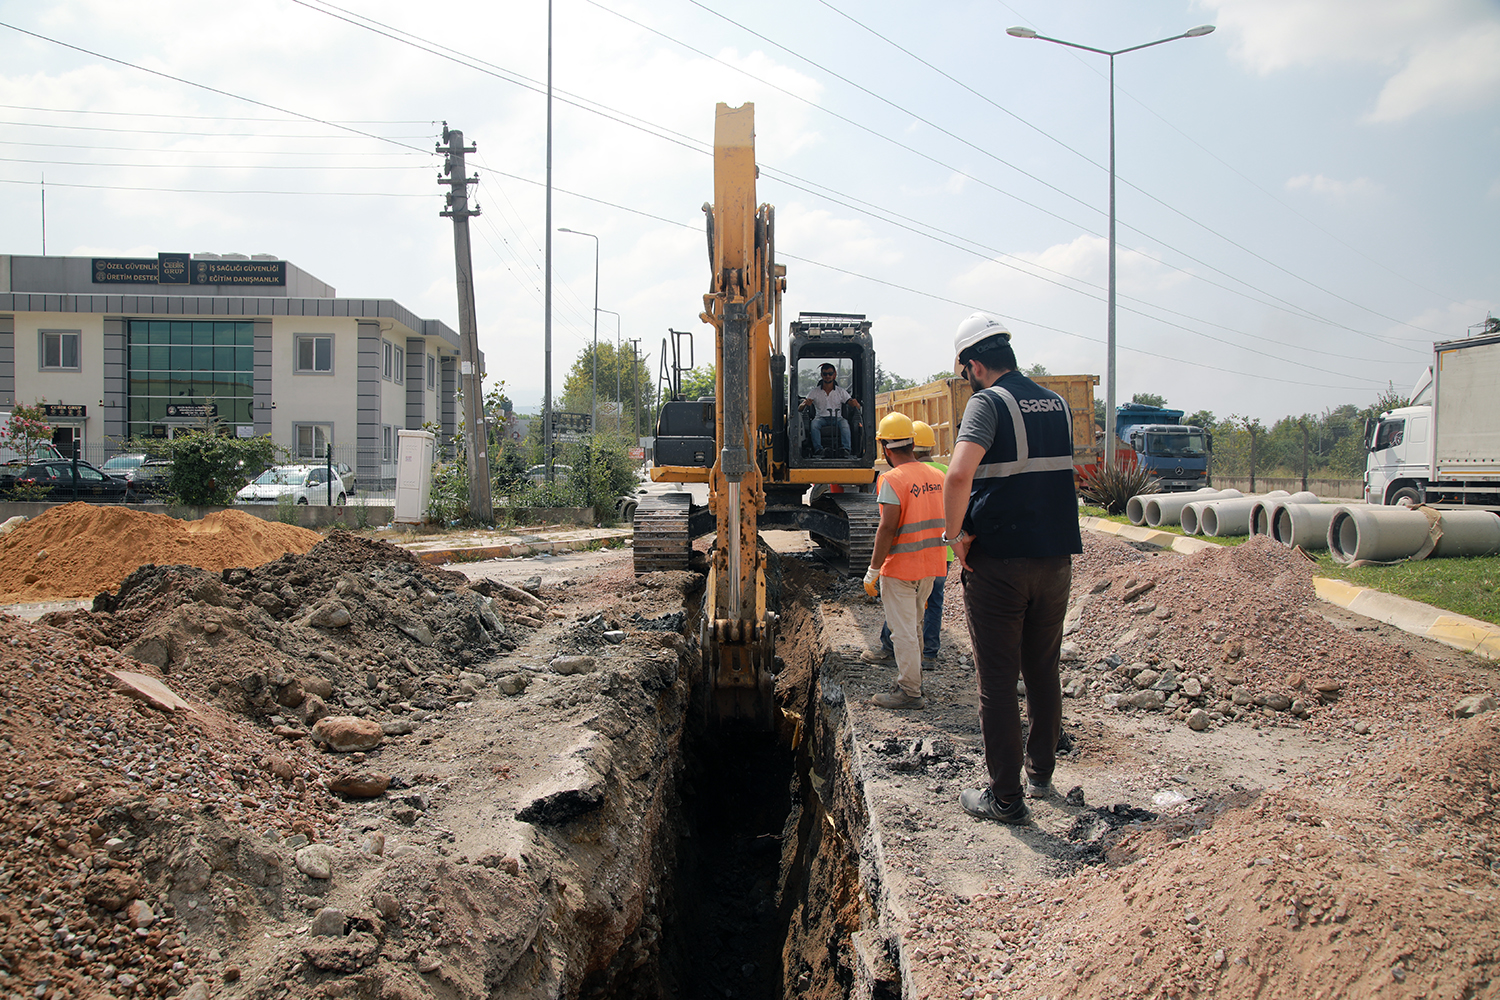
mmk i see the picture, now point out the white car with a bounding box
[236,464,348,506]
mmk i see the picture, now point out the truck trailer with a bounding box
[1365,331,1500,509]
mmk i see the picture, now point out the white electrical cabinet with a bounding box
[393,430,436,523]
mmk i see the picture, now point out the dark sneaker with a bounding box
[1025,781,1055,800]
[859,648,894,664]
[922,654,938,669]
[870,686,925,710]
[960,787,1030,824]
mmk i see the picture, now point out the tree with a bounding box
[0,402,54,462]
[1023,363,1050,377]
[925,370,958,384]
[678,364,716,400]
[154,429,281,506]
[875,362,917,394]
[1183,410,1215,428]
[1367,381,1411,417]
[561,341,655,438]
[1130,392,1169,408]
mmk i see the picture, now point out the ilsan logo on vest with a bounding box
[1018,397,1066,414]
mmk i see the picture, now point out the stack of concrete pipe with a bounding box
[1181,491,1292,537]
[1248,492,1320,537]
[1325,505,1500,564]
[1127,487,1242,528]
[1271,501,1342,551]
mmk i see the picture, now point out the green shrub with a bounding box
[1078,461,1160,515]
[142,430,282,506]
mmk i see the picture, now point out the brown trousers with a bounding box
[960,548,1071,802]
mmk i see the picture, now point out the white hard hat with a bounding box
[954,312,1011,367]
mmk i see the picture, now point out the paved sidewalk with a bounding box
[392,525,632,565]
[1080,516,1500,662]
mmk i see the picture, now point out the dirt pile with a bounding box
[0,615,342,998]
[0,505,323,603]
[36,533,542,734]
[1059,534,1468,730]
[902,714,1500,1000]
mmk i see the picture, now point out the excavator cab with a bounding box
[786,313,876,468]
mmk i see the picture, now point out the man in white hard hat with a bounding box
[942,312,1081,825]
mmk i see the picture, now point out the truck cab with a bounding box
[1364,404,1433,505]
[1115,404,1211,491]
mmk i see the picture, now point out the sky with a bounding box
[0,0,1496,424]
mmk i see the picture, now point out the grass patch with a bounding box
[1310,553,1500,624]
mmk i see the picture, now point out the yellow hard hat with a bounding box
[877,411,915,447]
[912,420,936,450]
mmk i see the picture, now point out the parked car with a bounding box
[101,453,173,499]
[523,464,573,484]
[0,443,65,496]
[10,460,133,503]
[236,464,348,506]
[333,461,357,495]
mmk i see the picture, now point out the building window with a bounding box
[40,331,82,371]
[382,425,393,463]
[295,335,333,373]
[427,354,436,390]
[382,340,393,380]
[294,423,333,460]
[394,346,404,385]
[126,320,255,438]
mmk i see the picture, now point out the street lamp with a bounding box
[557,227,599,439]
[1007,23,1214,467]
[597,308,622,432]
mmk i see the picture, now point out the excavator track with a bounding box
[809,492,880,576]
[632,493,694,574]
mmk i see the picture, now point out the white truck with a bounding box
[1365,331,1500,508]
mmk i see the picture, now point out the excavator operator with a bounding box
[799,363,862,458]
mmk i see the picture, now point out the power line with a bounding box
[0,118,432,140]
[0,137,429,156]
[0,19,432,153]
[0,177,430,197]
[0,154,430,171]
[0,102,432,125]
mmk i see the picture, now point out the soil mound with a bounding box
[0,614,342,997]
[0,504,322,603]
[36,531,540,731]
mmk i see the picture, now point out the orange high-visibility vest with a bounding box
[879,460,946,581]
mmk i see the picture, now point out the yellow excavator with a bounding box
[635,103,881,728]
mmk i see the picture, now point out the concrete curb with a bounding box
[1311,577,1500,661]
[1080,516,1500,661]
[398,527,632,566]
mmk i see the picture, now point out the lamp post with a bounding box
[1007,23,1214,467]
[557,227,599,439]
[597,307,622,432]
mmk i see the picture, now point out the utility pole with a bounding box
[543,0,555,482]
[437,123,493,522]
[629,338,642,441]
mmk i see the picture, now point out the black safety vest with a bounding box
[961,372,1083,559]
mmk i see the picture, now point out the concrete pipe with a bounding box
[1327,505,1434,564]
[1431,510,1500,558]
[1143,488,1242,528]
[1200,491,1292,537]
[1249,492,1319,537]
[1272,502,1338,551]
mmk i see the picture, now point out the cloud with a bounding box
[1284,174,1383,199]
[948,234,1188,302]
[1200,0,1500,120]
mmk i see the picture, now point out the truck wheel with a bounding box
[1389,485,1421,507]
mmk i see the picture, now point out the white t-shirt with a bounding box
[803,384,852,417]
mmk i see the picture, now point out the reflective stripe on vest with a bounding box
[972,385,1076,479]
[880,463,947,580]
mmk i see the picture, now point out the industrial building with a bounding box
[0,252,463,489]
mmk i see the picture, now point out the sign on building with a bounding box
[91,253,286,286]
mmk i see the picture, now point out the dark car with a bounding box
[10,460,134,503]
[102,453,173,499]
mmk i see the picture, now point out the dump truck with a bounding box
[873,373,1101,473]
[1113,403,1212,491]
[1365,330,1500,509]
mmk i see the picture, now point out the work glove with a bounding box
[863,565,880,598]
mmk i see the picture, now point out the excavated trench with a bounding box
[595,554,889,1000]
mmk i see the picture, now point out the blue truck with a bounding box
[1114,403,1211,491]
